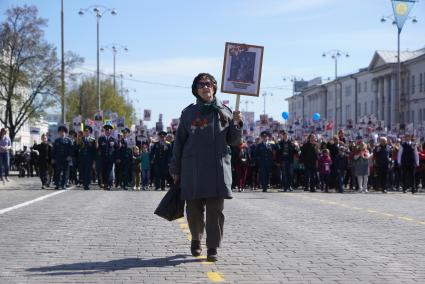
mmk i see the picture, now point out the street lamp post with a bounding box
[283,75,305,96]
[60,0,65,124]
[381,2,418,126]
[262,92,273,115]
[322,50,350,133]
[100,43,128,91]
[78,5,117,112]
[117,72,133,97]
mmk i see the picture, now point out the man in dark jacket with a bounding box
[300,133,319,192]
[255,131,274,192]
[98,124,117,190]
[373,137,391,193]
[277,130,294,191]
[151,131,172,191]
[52,125,73,189]
[397,134,419,193]
[33,134,52,189]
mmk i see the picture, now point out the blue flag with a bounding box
[392,0,416,30]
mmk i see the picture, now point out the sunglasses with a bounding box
[197,81,214,89]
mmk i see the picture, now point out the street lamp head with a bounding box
[392,20,397,25]
[380,17,386,23]
[345,53,350,58]
[322,53,326,58]
[111,9,117,16]
[412,17,418,24]
[100,47,105,51]
[93,7,100,13]
[124,47,128,52]
[78,9,84,16]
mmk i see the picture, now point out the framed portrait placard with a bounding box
[221,42,264,97]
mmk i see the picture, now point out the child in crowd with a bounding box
[132,146,142,190]
[141,143,151,190]
[318,148,332,192]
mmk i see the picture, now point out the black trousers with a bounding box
[376,166,388,191]
[186,198,224,249]
[401,165,415,191]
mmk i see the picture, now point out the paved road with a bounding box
[1,178,425,283]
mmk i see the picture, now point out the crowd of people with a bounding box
[2,125,423,195]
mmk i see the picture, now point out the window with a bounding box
[345,105,351,121]
[371,101,374,114]
[364,81,368,93]
[364,102,367,115]
[419,109,422,122]
[412,110,415,124]
[420,73,423,93]
[358,103,361,116]
[412,75,415,94]
[345,85,352,97]
[358,83,361,93]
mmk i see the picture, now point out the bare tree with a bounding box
[0,5,82,143]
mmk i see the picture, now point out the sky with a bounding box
[1,0,424,128]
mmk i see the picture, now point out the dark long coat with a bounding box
[169,99,242,200]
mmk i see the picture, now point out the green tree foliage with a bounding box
[0,5,82,143]
[66,76,135,125]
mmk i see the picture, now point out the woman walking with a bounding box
[169,73,243,262]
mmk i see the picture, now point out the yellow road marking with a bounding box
[179,223,189,229]
[417,221,425,225]
[367,209,378,213]
[207,272,225,282]
[398,216,413,221]
[352,207,363,210]
[381,213,394,217]
[177,218,185,223]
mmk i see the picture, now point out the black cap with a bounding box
[122,127,131,134]
[103,124,113,130]
[158,131,167,136]
[57,125,68,133]
[260,131,270,137]
[84,125,93,133]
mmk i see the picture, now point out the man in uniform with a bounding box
[118,128,133,190]
[277,130,295,192]
[33,133,52,189]
[78,125,97,190]
[255,131,273,192]
[150,131,172,190]
[52,125,73,189]
[98,124,117,190]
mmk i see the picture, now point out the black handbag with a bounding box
[154,183,185,221]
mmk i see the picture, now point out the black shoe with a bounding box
[262,189,267,192]
[190,240,202,257]
[207,248,217,262]
[84,186,89,190]
[382,189,388,194]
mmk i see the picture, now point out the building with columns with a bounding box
[287,47,425,132]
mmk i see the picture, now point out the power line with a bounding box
[74,66,293,91]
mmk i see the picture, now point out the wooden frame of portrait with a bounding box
[221,42,264,98]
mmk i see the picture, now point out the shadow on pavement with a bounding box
[26,254,200,276]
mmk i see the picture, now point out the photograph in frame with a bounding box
[221,42,264,97]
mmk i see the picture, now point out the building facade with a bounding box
[287,47,425,132]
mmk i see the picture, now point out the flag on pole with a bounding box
[392,0,416,30]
